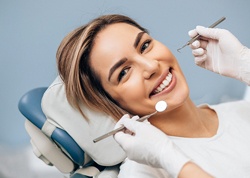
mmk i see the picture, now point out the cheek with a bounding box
[114,81,143,102]
[108,80,145,112]
[154,42,174,60]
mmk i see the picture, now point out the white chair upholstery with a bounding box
[243,86,250,101]
[41,76,126,166]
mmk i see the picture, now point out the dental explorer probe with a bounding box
[93,100,168,143]
[177,17,226,52]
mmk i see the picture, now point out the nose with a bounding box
[137,56,159,79]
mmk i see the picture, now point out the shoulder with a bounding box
[208,100,250,123]
[118,158,170,178]
[210,100,250,113]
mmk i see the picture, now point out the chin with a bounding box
[165,86,190,111]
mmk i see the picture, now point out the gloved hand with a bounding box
[189,26,250,85]
[114,114,191,178]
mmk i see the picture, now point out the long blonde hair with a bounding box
[56,14,148,120]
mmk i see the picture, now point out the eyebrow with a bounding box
[134,31,145,48]
[108,31,145,82]
[108,57,127,81]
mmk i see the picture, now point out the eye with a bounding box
[140,40,151,53]
[118,67,130,82]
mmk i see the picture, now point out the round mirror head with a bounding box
[155,100,167,112]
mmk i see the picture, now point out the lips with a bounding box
[150,69,173,96]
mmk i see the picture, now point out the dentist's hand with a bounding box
[189,26,250,85]
[114,114,191,178]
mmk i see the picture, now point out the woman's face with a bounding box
[90,23,189,116]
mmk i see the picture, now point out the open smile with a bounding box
[150,68,175,97]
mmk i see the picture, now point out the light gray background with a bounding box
[1,1,249,147]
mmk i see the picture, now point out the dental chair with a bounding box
[18,76,126,178]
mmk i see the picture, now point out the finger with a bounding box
[190,40,208,51]
[131,115,139,121]
[190,40,200,49]
[199,40,208,49]
[126,116,139,134]
[188,29,198,38]
[114,115,140,134]
[195,54,207,65]
[196,26,221,40]
[121,119,142,133]
[114,114,130,129]
[114,131,133,147]
[192,48,205,56]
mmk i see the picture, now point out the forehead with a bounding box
[94,23,141,49]
[90,23,142,79]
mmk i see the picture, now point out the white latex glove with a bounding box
[189,26,250,85]
[114,114,191,178]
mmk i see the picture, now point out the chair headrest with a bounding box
[41,76,126,166]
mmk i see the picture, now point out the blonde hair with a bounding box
[56,14,148,120]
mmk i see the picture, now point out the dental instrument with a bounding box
[93,100,168,143]
[177,17,226,52]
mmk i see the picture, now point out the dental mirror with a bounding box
[155,100,168,112]
[93,100,168,143]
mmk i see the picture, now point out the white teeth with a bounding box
[163,80,169,85]
[160,84,165,88]
[154,73,172,94]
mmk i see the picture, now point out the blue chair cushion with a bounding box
[18,87,86,166]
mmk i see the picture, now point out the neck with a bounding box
[149,98,218,138]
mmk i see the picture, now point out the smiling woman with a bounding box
[56,14,250,178]
[57,14,148,120]
[89,22,188,116]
